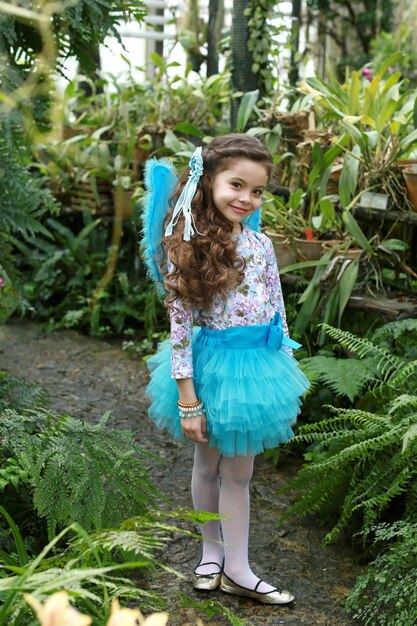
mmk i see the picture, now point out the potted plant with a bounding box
[298,52,417,211]
[262,187,344,275]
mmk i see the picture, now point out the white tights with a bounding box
[191,443,274,592]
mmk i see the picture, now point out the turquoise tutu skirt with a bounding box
[146,313,310,457]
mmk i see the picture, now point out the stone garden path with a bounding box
[0,319,360,626]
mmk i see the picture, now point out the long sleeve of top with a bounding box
[169,228,291,378]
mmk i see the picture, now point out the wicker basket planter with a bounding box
[70,179,113,215]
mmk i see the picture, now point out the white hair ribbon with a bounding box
[164,146,204,241]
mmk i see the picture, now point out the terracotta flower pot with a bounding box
[402,168,417,211]
[322,241,362,259]
[265,231,297,269]
[293,237,324,261]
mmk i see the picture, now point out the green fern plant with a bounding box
[282,322,417,543]
[0,370,48,413]
[16,213,167,339]
[300,319,417,404]
[0,507,225,626]
[346,521,417,626]
[0,407,160,539]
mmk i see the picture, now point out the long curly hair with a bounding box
[163,134,273,314]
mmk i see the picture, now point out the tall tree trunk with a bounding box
[231,0,260,129]
[78,41,102,95]
[207,0,224,76]
[289,0,301,86]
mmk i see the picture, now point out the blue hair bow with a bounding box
[165,147,204,241]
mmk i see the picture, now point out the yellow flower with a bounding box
[298,80,322,97]
[107,599,169,626]
[24,591,92,626]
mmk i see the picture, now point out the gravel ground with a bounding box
[0,319,361,626]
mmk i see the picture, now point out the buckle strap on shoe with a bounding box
[194,561,223,577]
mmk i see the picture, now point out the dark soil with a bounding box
[0,319,361,626]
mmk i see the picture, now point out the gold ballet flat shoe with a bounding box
[220,573,295,605]
[192,561,223,591]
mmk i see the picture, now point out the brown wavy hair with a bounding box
[162,134,273,314]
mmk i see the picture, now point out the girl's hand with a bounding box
[181,412,208,443]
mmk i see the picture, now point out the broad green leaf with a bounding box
[399,128,417,155]
[289,188,303,210]
[312,215,323,229]
[279,258,328,274]
[174,122,204,137]
[339,145,360,208]
[46,218,76,243]
[298,250,333,304]
[164,130,182,153]
[377,51,402,78]
[246,127,270,136]
[413,97,417,130]
[364,130,378,149]
[348,145,361,192]
[389,119,401,136]
[341,121,367,153]
[91,125,113,140]
[339,171,350,209]
[338,259,359,325]
[0,506,29,566]
[306,76,332,97]
[236,90,259,132]
[89,175,101,207]
[308,143,344,193]
[294,288,322,336]
[380,239,409,251]
[381,72,402,93]
[362,76,381,118]
[319,197,335,225]
[342,211,373,252]
[322,95,347,118]
[376,99,399,134]
[77,219,102,242]
[150,52,165,69]
[348,71,360,115]
[265,124,282,155]
[318,290,340,344]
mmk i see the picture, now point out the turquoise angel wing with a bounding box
[243,210,261,232]
[142,158,178,296]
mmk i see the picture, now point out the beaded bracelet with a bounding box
[178,399,202,408]
[179,404,204,419]
[179,403,202,412]
[178,401,203,412]
[179,409,204,419]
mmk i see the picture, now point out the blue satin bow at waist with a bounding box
[199,312,302,351]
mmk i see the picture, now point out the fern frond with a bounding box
[1,408,160,538]
[389,360,417,391]
[300,356,371,401]
[314,426,403,470]
[402,424,417,453]
[372,318,417,345]
[298,407,390,435]
[321,324,403,381]
[389,394,417,415]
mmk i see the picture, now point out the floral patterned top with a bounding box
[169,228,290,379]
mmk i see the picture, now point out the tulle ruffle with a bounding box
[146,325,310,457]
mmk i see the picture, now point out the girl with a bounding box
[145,134,309,605]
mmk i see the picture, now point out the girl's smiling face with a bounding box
[211,158,269,234]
